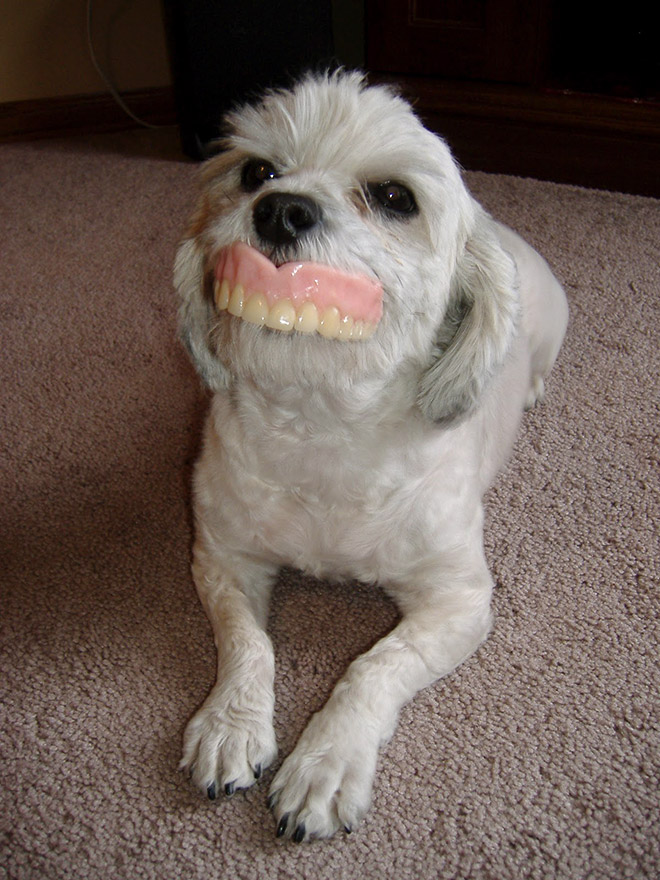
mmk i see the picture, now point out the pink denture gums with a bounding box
[215,242,383,326]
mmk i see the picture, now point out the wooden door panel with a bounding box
[366,0,541,84]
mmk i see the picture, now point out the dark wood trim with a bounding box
[373,75,660,197]
[2,78,658,196]
[0,86,177,142]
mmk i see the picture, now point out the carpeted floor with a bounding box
[1,127,658,880]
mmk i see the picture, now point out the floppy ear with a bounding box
[418,211,520,422]
[174,237,230,392]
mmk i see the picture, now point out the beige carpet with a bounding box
[1,128,658,880]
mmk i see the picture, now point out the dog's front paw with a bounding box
[268,712,379,841]
[180,685,277,798]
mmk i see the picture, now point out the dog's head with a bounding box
[175,71,519,420]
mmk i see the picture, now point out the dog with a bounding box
[174,71,568,842]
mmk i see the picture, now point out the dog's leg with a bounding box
[269,550,493,841]
[180,538,279,798]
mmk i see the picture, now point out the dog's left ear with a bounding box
[418,210,519,422]
[174,237,231,392]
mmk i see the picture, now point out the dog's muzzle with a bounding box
[213,242,383,340]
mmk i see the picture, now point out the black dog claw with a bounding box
[276,814,290,838]
[224,781,235,797]
[207,782,217,801]
[292,823,306,844]
[253,764,262,780]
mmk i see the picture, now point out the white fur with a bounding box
[175,71,568,841]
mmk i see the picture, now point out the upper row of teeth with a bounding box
[213,279,376,340]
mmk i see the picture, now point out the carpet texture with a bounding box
[1,129,658,880]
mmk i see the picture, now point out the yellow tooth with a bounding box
[242,293,269,325]
[266,300,296,332]
[352,321,375,340]
[337,314,354,339]
[296,301,319,334]
[214,279,230,311]
[219,279,374,340]
[318,306,341,339]
[228,283,245,316]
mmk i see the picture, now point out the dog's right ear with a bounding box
[174,237,230,392]
[418,210,519,422]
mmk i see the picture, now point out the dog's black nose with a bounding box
[253,192,322,246]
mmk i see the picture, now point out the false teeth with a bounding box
[214,280,376,340]
[213,242,382,341]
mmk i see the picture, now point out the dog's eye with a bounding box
[366,181,417,217]
[241,159,279,192]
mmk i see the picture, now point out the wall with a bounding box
[0,0,171,104]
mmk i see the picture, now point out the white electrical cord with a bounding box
[86,0,163,129]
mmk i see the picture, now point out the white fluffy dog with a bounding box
[174,71,568,842]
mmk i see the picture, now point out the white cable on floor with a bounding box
[86,0,164,129]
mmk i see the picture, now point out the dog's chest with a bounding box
[235,422,406,564]
[203,392,476,581]
[228,464,421,582]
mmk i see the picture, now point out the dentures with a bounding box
[213,243,383,340]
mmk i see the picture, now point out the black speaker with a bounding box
[162,0,335,158]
